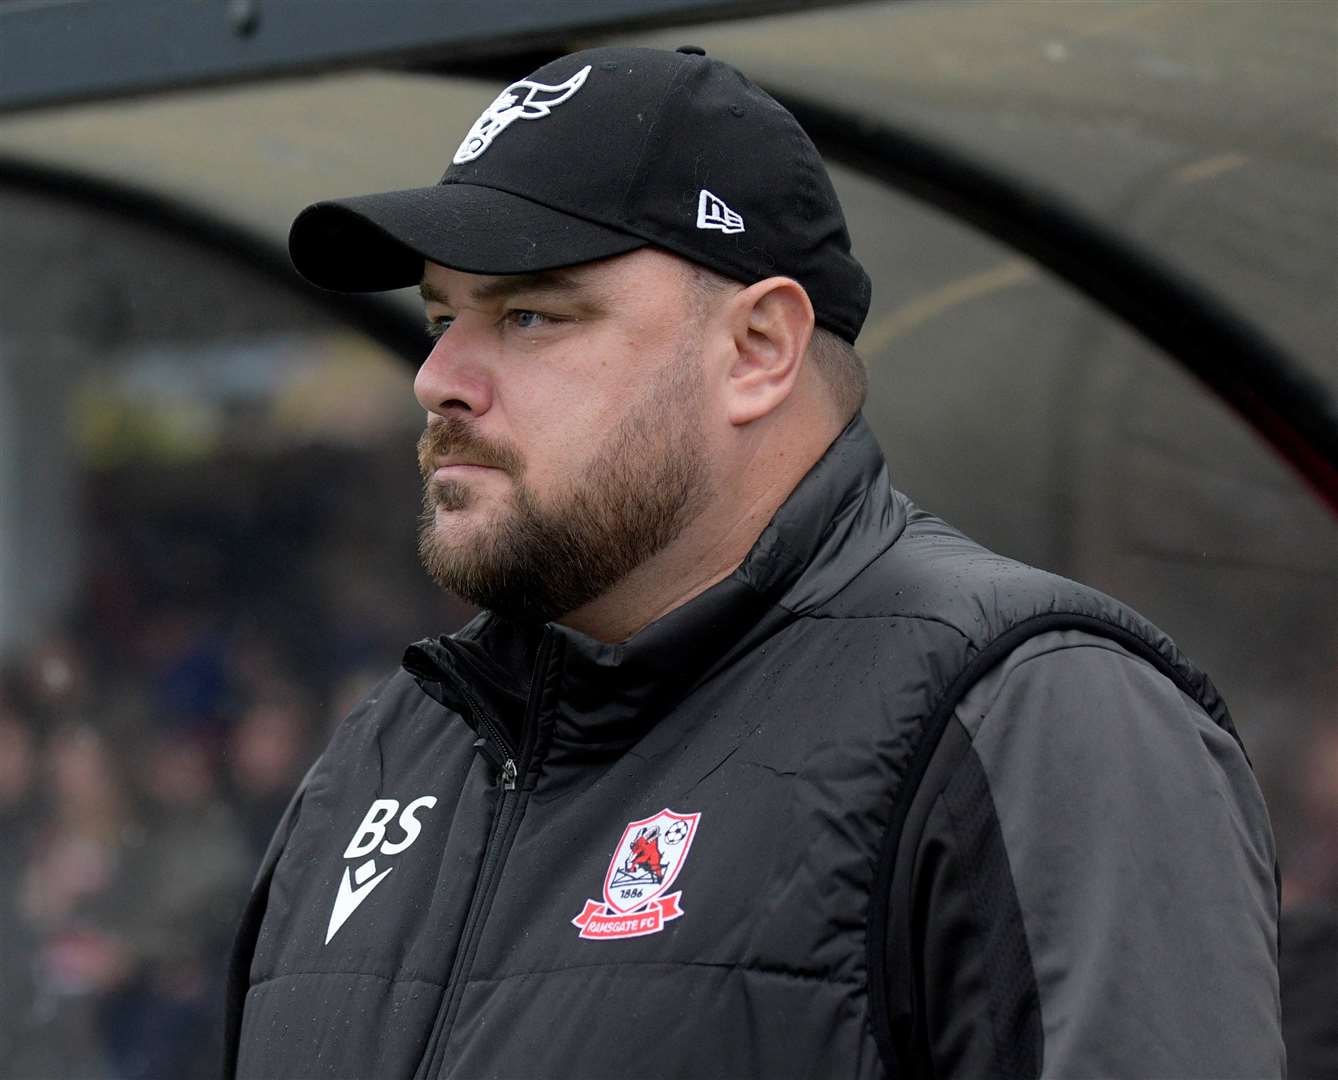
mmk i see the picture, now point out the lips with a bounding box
[432,461,499,481]
[434,458,496,471]
[417,419,523,481]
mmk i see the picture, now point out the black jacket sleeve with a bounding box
[898,630,1283,1078]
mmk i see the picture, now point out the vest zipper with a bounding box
[457,679,517,789]
[414,627,555,1079]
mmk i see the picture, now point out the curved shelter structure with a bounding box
[0,2,1333,1075]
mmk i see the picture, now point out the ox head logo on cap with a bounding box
[453,65,592,165]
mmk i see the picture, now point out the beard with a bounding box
[416,345,712,624]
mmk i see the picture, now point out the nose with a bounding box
[413,322,494,419]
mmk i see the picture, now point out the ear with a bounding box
[722,277,815,426]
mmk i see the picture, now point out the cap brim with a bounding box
[288,183,647,292]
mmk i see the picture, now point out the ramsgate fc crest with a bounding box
[571,808,701,940]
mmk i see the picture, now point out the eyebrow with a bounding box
[418,269,591,308]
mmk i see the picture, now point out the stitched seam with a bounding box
[618,60,681,218]
[798,610,977,643]
[464,958,862,987]
[247,969,445,991]
[962,639,1159,741]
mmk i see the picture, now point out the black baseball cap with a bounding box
[288,45,871,343]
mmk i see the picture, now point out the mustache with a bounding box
[417,417,523,480]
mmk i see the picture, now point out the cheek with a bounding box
[495,385,594,488]
[504,326,674,466]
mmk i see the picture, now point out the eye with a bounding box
[425,315,455,340]
[505,309,552,331]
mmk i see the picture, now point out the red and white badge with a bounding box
[571,808,701,941]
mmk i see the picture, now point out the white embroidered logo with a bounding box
[453,65,592,164]
[696,189,745,234]
[325,796,438,944]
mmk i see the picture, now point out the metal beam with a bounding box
[0,0,857,114]
[3,39,1333,514]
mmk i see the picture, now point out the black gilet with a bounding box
[225,415,1242,1079]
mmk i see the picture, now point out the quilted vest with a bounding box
[225,416,1238,1079]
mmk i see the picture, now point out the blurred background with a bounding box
[0,0,1334,1076]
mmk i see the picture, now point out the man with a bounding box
[225,45,1283,1078]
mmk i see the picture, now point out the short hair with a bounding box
[680,262,867,421]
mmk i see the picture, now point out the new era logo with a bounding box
[697,189,745,234]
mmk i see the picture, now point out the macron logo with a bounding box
[327,862,395,944]
[325,796,438,945]
[697,189,745,234]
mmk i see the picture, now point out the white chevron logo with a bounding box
[325,859,394,944]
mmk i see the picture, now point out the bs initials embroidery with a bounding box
[325,796,437,944]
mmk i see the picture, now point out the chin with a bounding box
[429,505,483,543]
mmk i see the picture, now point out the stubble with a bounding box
[416,341,712,623]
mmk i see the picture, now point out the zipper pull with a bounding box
[472,737,517,789]
[468,733,513,786]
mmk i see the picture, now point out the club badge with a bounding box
[571,808,701,940]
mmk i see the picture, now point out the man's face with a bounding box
[414,249,717,623]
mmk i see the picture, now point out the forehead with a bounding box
[419,247,693,307]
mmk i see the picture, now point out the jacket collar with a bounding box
[404,414,903,752]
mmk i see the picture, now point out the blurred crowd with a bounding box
[1,440,1335,1077]
[0,443,469,1079]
